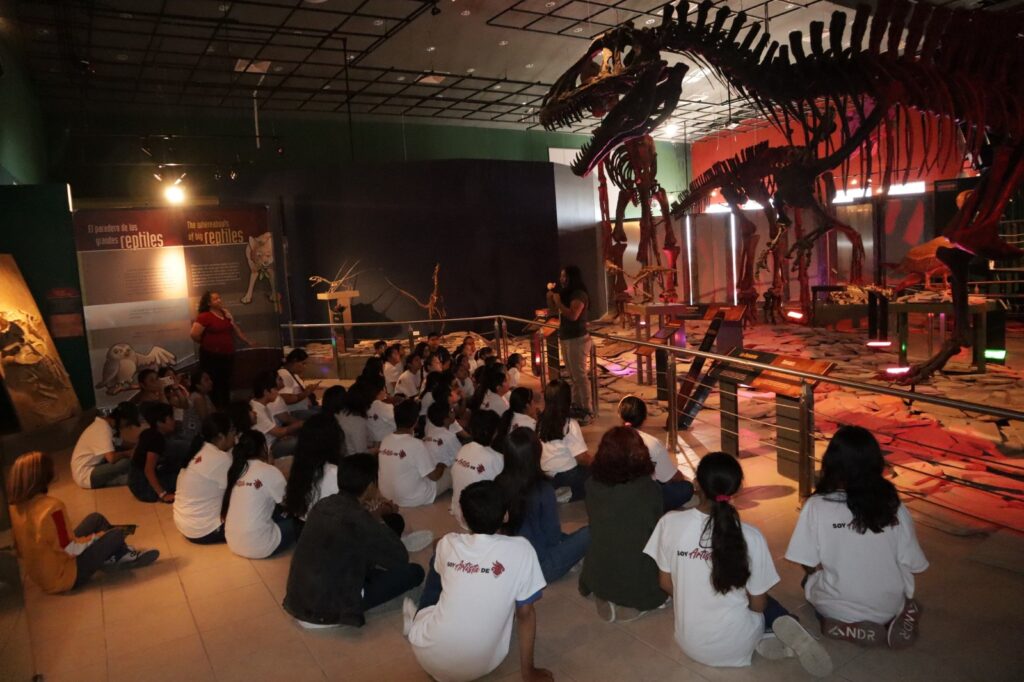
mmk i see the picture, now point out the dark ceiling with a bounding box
[7,0,997,143]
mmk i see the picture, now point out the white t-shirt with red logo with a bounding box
[450,442,504,530]
[539,419,587,475]
[409,533,547,682]
[785,493,928,624]
[367,400,396,444]
[250,399,279,447]
[424,421,460,468]
[480,390,509,417]
[644,509,779,667]
[378,432,437,508]
[225,459,287,559]
[337,412,371,454]
[173,442,232,539]
[510,413,536,431]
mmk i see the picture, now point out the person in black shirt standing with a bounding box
[547,265,592,423]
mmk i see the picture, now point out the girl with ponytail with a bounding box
[224,430,296,559]
[644,452,832,676]
[173,413,237,544]
[785,426,928,649]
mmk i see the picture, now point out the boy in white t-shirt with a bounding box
[643,453,831,676]
[70,402,142,489]
[450,410,504,530]
[424,401,461,468]
[378,400,451,508]
[405,480,551,682]
[396,354,424,398]
[363,375,397,445]
[250,371,303,463]
[785,426,928,649]
[383,344,404,395]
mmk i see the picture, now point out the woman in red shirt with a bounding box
[190,291,251,407]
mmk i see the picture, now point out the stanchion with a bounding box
[287,323,296,351]
[500,318,510,363]
[666,349,679,457]
[797,381,816,499]
[589,340,600,418]
[493,317,503,362]
[536,331,548,387]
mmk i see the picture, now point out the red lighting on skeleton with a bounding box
[885,367,911,376]
[866,340,893,348]
[785,310,804,320]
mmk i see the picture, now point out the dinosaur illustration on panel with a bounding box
[542,0,1023,381]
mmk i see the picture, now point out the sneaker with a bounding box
[820,615,887,647]
[755,634,794,660]
[401,530,433,553]
[114,547,160,570]
[595,598,616,623]
[402,597,417,637]
[555,487,573,504]
[772,615,833,677]
[887,599,922,650]
[615,606,651,623]
[569,559,584,574]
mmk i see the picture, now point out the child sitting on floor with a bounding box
[537,380,590,501]
[284,454,425,629]
[128,402,182,504]
[378,399,450,508]
[172,413,237,544]
[8,451,158,593]
[450,410,503,530]
[644,452,832,676]
[405,480,552,682]
[424,401,461,469]
[224,430,296,559]
[785,425,928,649]
[618,395,694,512]
[506,353,523,388]
[507,387,538,432]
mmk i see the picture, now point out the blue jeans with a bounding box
[187,525,225,545]
[551,465,589,502]
[89,458,130,489]
[419,553,443,611]
[763,595,791,631]
[270,512,298,556]
[539,526,590,583]
[661,480,695,512]
[72,513,128,589]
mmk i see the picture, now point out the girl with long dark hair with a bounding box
[283,413,344,520]
[224,430,296,559]
[190,290,251,408]
[278,348,321,417]
[477,365,510,417]
[335,382,373,454]
[785,426,928,649]
[644,453,831,675]
[537,379,590,501]
[496,427,589,583]
[173,413,237,544]
[579,426,664,622]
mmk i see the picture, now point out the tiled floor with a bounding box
[17,390,1024,682]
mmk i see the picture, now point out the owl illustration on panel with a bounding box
[95,343,177,394]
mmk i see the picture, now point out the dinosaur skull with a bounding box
[541,24,687,176]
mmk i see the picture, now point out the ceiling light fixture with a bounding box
[525,63,534,69]
[373,19,384,26]
[572,27,583,33]
[498,40,509,46]
[426,46,436,52]
[466,68,476,73]
[164,185,186,205]
[460,9,471,16]
[397,75,407,81]
[645,18,656,25]
[546,1,556,6]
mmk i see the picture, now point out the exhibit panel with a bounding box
[73,206,281,407]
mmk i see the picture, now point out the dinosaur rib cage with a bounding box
[660,0,1023,188]
[672,141,783,216]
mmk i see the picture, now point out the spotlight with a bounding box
[228,168,239,181]
[164,185,186,204]
[785,310,805,321]
[866,340,892,348]
[885,367,911,376]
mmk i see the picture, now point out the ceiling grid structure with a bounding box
[10,0,846,143]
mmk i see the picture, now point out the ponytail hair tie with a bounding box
[714,494,731,503]
[623,421,633,427]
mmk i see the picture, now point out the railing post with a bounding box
[287,322,296,351]
[797,380,815,499]
[493,317,503,362]
[537,330,548,387]
[501,317,510,363]
[666,348,679,458]
[589,340,600,418]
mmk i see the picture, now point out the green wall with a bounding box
[0,32,45,184]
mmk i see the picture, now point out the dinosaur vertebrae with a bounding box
[660,0,1023,185]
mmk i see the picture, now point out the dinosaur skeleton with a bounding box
[309,260,361,294]
[543,0,1023,381]
[385,263,447,326]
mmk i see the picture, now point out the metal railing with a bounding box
[282,313,1024,532]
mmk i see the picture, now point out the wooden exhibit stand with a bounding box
[316,289,359,375]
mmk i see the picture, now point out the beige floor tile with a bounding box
[321,647,430,682]
[104,601,198,657]
[188,580,280,632]
[26,588,105,641]
[178,554,262,599]
[107,633,214,682]
[556,627,707,682]
[100,564,188,623]
[533,594,619,656]
[302,609,410,674]
[45,661,109,682]
[32,625,107,676]
[209,635,326,682]
[200,605,304,666]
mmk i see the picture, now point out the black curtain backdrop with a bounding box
[223,159,567,339]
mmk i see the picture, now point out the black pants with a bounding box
[362,563,425,612]
[72,513,128,589]
[200,348,234,408]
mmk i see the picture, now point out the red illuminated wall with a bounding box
[690,115,971,189]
